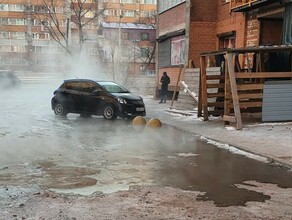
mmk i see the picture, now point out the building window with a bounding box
[123,10,134,17]
[121,0,134,3]
[141,0,157,4]
[140,47,149,57]
[9,4,25,11]
[140,10,156,17]
[171,35,185,65]
[141,33,149,40]
[11,45,27,52]
[122,32,128,40]
[219,36,235,49]
[0,4,8,11]
[10,32,26,39]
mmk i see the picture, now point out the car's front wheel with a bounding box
[103,104,117,120]
[54,103,68,116]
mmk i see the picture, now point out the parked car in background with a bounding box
[51,79,146,120]
[0,70,21,89]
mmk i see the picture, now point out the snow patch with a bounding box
[177,153,199,157]
[200,136,268,163]
[246,121,292,127]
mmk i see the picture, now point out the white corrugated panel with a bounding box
[262,80,292,122]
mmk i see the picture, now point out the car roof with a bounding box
[64,79,116,84]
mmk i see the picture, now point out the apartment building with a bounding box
[98,0,157,77]
[0,0,156,78]
[104,0,156,24]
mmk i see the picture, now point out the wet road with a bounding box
[0,80,292,207]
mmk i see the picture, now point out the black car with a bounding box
[0,70,21,89]
[51,79,146,119]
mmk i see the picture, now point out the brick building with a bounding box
[0,0,157,74]
[0,0,103,73]
[98,0,157,78]
[156,0,289,97]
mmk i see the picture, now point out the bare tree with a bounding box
[134,41,156,73]
[30,0,107,56]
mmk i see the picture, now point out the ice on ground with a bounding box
[177,153,199,157]
[200,136,268,163]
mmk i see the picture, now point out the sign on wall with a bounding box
[171,36,185,65]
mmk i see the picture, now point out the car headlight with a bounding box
[118,97,127,104]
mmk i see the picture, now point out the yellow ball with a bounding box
[146,118,162,128]
[132,116,146,130]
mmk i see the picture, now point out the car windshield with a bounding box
[98,82,129,93]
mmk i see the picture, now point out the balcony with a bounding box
[230,0,280,12]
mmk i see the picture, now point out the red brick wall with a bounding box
[188,0,217,66]
[246,12,260,47]
[158,3,186,35]
[190,0,217,21]
[188,0,246,66]
[216,1,246,49]
[188,22,217,67]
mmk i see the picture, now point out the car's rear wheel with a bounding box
[54,103,68,116]
[103,104,117,120]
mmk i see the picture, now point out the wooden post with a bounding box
[223,54,231,125]
[246,52,251,72]
[226,53,243,130]
[197,66,203,117]
[199,56,208,121]
[170,65,183,108]
[235,54,241,72]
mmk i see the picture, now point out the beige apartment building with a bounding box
[0,0,156,75]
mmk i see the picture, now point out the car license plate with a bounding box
[136,107,145,111]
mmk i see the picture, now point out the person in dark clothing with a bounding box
[159,72,170,103]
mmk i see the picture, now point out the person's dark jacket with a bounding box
[160,74,170,93]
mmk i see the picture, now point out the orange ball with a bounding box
[146,118,162,128]
[132,116,146,130]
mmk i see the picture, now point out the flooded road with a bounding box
[0,81,292,209]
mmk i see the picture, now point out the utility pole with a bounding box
[26,0,33,71]
[116,0,122,82]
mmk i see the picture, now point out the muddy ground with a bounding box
[1,181,292,220]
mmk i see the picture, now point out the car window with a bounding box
[79,82,97,93]
[65,82,79,91]
[99,82,129,93]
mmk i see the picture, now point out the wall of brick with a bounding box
[216,2,246,49]
[188,21,217,67]
[158,3,186,36]
[246,12,260,47]
[190,0,217,22]
[187,0,217,66]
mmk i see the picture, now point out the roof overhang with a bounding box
[157,29,185,42]
[231,0,283,12]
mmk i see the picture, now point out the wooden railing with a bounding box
[230,0,259,10]
[198,46,292,130]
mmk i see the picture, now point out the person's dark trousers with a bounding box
[159,91,167,103]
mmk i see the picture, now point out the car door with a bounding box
[79,82,102,114]
[63,81,83,112]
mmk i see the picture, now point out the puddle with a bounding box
[37,162,101,189]
[0,102,292,207]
